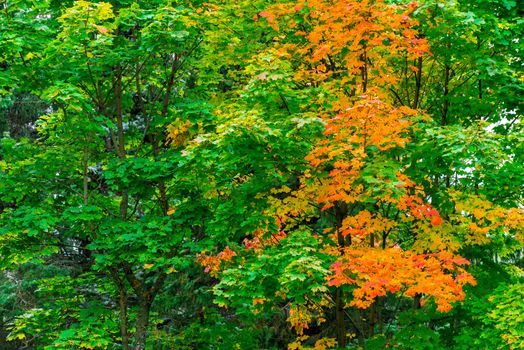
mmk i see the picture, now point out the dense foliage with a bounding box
[0,0,522,349]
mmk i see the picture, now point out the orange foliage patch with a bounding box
[197,246,237,277]
[243,227,286,251]
[327,248,475,312]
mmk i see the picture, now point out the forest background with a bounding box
[0,0,522,349]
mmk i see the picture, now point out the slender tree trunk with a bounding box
[413,293,422,309]
[119,287,130,350]
[334,254,347,347]
[377,299,384,335]
[110,269,130,350]
[413,56,423,109]
[369,303,377,337]
[361,49,368,94]
[478,78,482,100]
[477,35,483,104]
[336,288,347,348]
[135,298,152,350]
[114,66,128,220]
[441,64,450,126]
[356,309,365,346]
[81,146,93,265]
[114,65,133,348]
[333,203,348,348]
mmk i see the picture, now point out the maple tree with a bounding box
[1,1,209,348]
[196,0,522,348]
[0,0,522,349]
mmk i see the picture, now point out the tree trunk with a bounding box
[413,56,423,109]
[413,293,422,309]
[336,288,347,348]
[333,202,348,348]
[110,270,130,350]
[119,288,130,350]
[441,64,450,126]
[135,299,151,350]
[369,303,377,337]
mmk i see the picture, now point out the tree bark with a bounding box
[333,202,348,348]
[336,288,347,348]
[441,64,450,126]
[413,56,423,109]
[413,293,422,309]
[119,288,130,350]
[134,298,152,350]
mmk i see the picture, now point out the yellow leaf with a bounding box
[144,263,154,269]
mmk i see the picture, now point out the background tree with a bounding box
[1,1,210,348]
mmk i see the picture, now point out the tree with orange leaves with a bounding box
[195,0,493,348]
[1,0,522,348]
